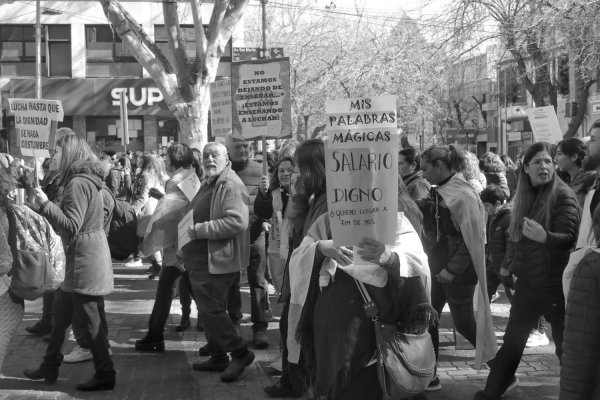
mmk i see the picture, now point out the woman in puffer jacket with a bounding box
[24,134,115,391]
[560,206,600,400]
[475,142,580,400]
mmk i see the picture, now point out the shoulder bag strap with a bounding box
[354,278,380,320]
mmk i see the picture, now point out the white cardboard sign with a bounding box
[324,95,399,248]
[526,106,563,144]
[210,79,233,137]
[8,98,64,158]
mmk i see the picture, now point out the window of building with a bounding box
[154,25,232,67]
[86,116,144,152]
[86,25,142,78]
[0,25,71,77]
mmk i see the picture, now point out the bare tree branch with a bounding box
[190,0,207,76]
[163,2,190,76]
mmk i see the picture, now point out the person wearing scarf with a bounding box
[418,145,496,394]
[286,210,432,399]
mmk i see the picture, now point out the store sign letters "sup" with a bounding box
[111,87,164,107]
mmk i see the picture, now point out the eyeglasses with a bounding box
[528,158,554,167]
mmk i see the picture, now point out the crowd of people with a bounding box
[1,120,600,399]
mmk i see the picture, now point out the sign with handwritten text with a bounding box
[325,95,399,247]
[8,98,64,158]
[230,58,292,139]
[210,79,233,137]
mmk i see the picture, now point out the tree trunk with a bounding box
[171,83,211,150]
[564,79,597,138]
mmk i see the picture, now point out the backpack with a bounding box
[108,197,138,260]
[8,204,66,301]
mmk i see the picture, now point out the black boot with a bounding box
[175,315,191,332]
[76,376,116,391]
[25,319,52,336]
[148,261,161,280]
[23,357,62,384]
[135,335,165,352]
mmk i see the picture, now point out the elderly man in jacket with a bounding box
[183,142,255,382]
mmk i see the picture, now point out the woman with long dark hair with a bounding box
[285,142,432,400]
[263,139,326,398]
[475,142,580,400]
[24,134,115,391]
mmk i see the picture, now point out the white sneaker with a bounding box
[63,345,93,363]
[124,259,143,267]
[526,331,550,347]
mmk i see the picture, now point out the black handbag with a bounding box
[355,279,436,400]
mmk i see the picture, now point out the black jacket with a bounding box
[506,179,580,291]
[560,250,600,400]
[485,203,512,273]
[419,185,477,284]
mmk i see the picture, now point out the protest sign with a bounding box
[178,210,194,250]
[526,106,563,144]
[325,95,399,248]
[8,98,64,158]
[230,58,292,139]
[210,79,233,137]
[177,172,201,202]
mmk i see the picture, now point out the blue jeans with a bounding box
[429,279,477,359]
[482,280,564,396]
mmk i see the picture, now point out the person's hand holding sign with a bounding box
[317,240,353,266]
[356,237,389,264]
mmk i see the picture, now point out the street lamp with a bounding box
[302,108,310,141]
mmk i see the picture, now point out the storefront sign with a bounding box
[526,106,563,144]
[111,87,164,107]
[324,95,399,249]
[8,98,64,158]
[9,79,171,116]
[231,58,292,139]
[210,79,233,137]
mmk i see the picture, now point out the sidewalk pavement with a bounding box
[0,263,560,400]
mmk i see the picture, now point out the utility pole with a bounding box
[35,0,42,99]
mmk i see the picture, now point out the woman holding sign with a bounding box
[287,203,432,399]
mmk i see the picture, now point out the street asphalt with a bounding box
[0,263,560,400]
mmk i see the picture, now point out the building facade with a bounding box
[443,44,600,161]
[0,0,243,155]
